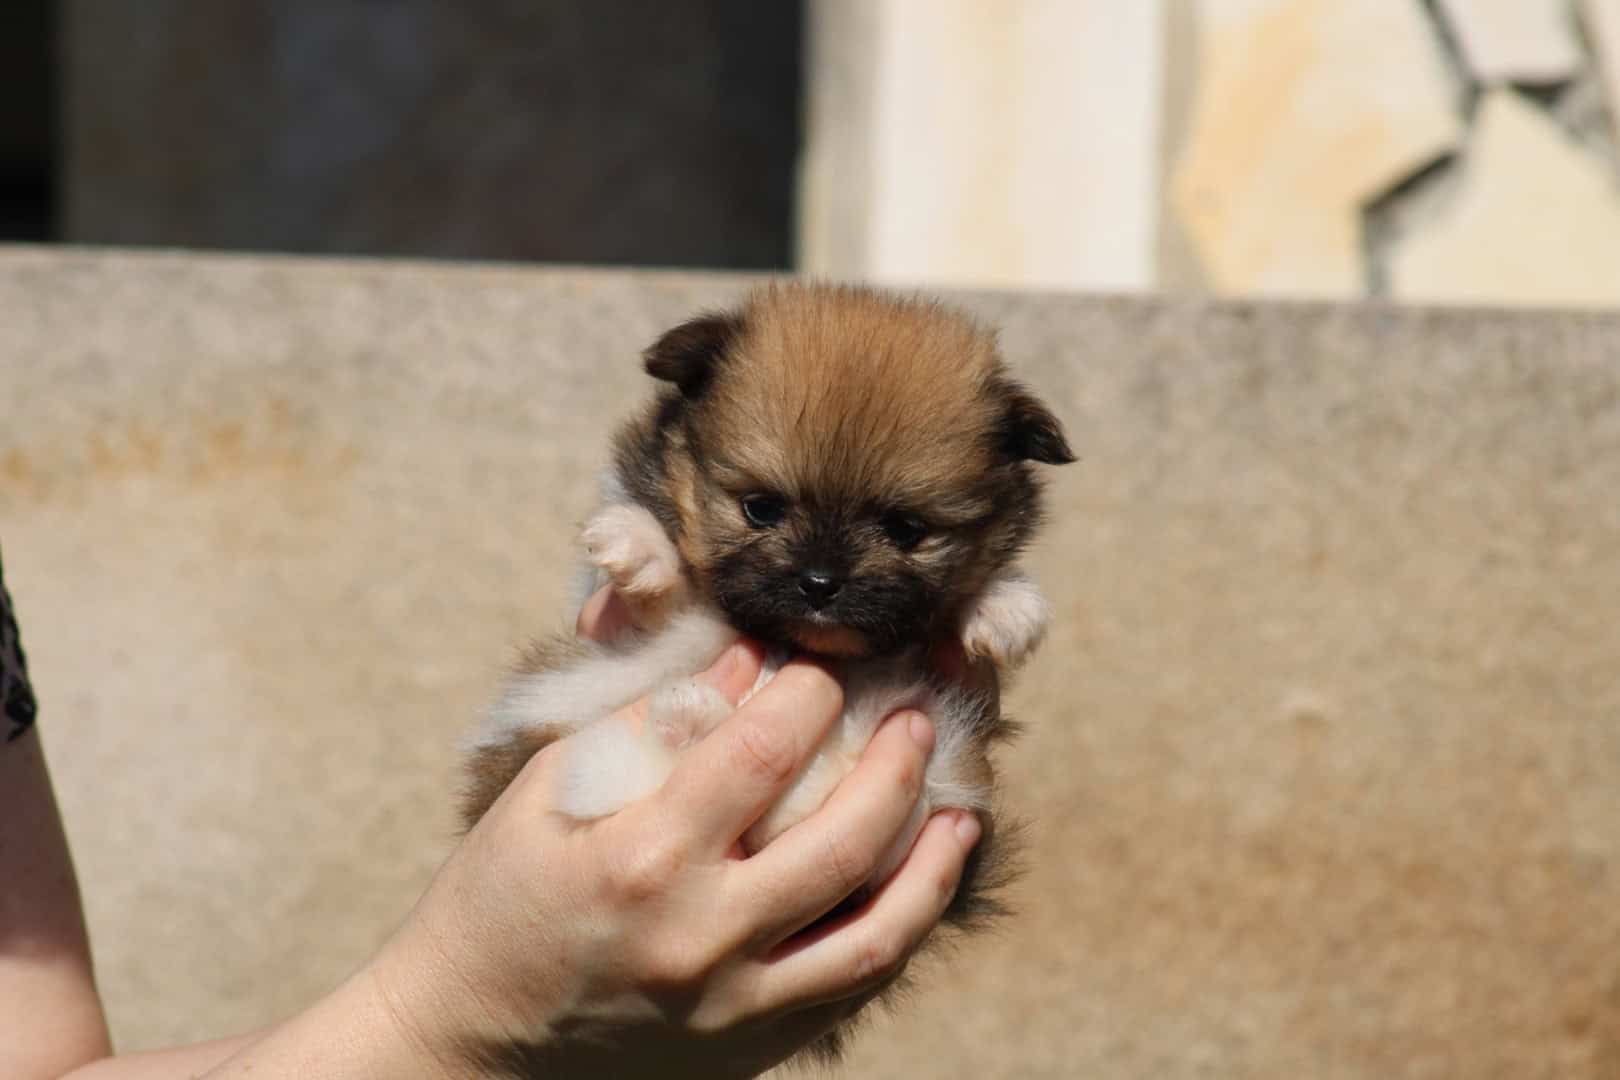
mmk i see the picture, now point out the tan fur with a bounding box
[460,724,563,826]
[460,635,589,823]
[712,286,1006,514]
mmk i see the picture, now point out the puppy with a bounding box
[462,283,1072,1055]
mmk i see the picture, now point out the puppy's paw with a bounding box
[647,678,733,750]
[581,504,685,621]
[960,570,1049,669]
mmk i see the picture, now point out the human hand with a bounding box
[364,589,983,1079]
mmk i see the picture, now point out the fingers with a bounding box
[656,659,844,855]
[575,586,634,642]
[734,710,935,945]
[697,638,768,708]
[740,809,981,1012]
[616,636,766,737]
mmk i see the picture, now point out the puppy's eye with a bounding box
[881,511,929,551]
[740,493,788,528]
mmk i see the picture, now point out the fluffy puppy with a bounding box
[462,283,1071,1053]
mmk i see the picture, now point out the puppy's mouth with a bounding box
[785,618,871,658]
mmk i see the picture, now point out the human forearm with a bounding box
[0,730,111,1080]
[57,965,468,1080]
[59,1032,258,1080]
[0,960,109,1080]
[195,966,472,1080]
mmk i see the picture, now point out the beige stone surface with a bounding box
[1171,0,1461,298]
[800,0,1164,292]
[5,248,1620,1076]
[1390,89,1620,307]
[1584,0,1620,130]
[1437,0,1582,85]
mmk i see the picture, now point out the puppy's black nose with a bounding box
[797,570,843,609]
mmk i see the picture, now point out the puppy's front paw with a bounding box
[647,678,733,750]
[960,571,1049,669]
[582,504,685,621]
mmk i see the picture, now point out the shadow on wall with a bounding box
[55,0,802,268]
[0,0,52,241]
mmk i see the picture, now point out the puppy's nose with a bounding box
[797,570,843,609]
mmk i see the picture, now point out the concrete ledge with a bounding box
[4,247,1619,1076]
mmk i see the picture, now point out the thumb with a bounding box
[696,637,768,706]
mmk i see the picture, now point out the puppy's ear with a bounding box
[643,312,743,397]
[997,385,1076,465]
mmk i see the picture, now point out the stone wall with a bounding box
[804,0,1620,307]
[5,248,1619,1076]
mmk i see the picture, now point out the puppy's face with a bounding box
[641,285,1072,657]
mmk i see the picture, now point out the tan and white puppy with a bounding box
[462,283,1072,1045]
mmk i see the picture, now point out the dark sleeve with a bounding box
[1,548,39,742]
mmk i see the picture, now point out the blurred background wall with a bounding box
[5,1,1620,304]
[805,0,1620,303]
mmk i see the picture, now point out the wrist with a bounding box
[358,910,565,1080]
[197,964,472,1080]
[353,961,478,1080]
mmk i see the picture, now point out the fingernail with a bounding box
[954,812,982,849]
[905,711,935,754]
